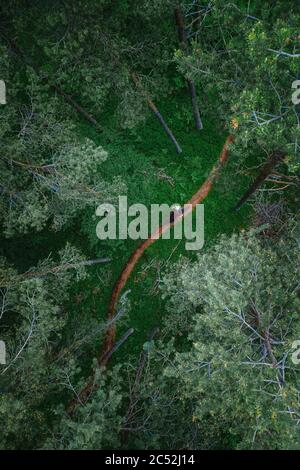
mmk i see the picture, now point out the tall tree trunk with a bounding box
[234,150,285,211]
[174,7,203,130]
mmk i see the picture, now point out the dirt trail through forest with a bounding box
[67,134,234,413]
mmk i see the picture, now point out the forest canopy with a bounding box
[0,0,300,451]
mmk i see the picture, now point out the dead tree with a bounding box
[147,98,182,154]
[234,150,285,211]
[49,84,99,127]
[100,327,134,365]
[174,7,203,130]
[132,73,182,154]
[9,257,111,285]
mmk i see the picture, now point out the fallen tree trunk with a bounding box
[3,258,111,287]
[50,84,99,127]
[174,7,203,131]
[22,257,110,279]
[100,327,134,364]
[147,98,182,154]
[234,150,285,211]
[132,73,182,154]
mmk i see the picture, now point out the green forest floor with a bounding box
[1,88,253,373]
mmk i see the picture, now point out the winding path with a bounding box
[67,134,234,413]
